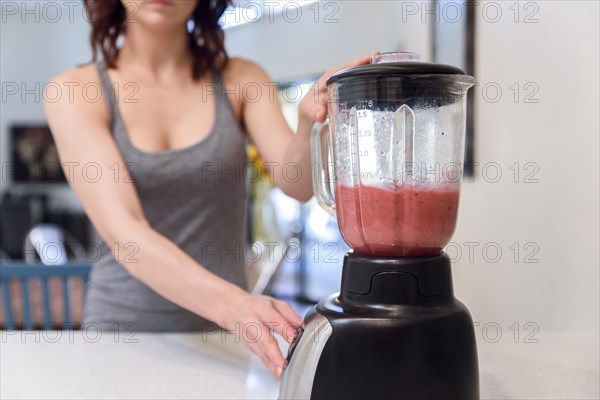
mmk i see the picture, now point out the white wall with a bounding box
[452,1,599,334]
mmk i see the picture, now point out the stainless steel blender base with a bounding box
[279,310,332,400]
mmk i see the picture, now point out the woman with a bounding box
[45,0,372,378]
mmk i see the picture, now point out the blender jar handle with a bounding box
[311,120,337,218]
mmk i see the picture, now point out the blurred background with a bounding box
[0,0,598,354]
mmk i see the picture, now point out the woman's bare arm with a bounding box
[234,54,375,202]
[44,66,301,378]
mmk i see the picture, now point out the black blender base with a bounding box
[310,252,479,400]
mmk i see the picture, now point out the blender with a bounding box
[279,53,478,400]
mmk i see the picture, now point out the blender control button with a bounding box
[283,326,304,370]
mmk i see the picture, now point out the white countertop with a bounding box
[1,329,598,399]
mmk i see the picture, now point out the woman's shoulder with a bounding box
[49,62,101,87]
[222,57,271,84]
[45,63,108,126]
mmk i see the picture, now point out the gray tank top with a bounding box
[83,62,249,331]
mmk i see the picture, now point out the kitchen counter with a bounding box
[1,329,598,399]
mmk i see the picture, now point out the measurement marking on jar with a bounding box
[356,109,377,183]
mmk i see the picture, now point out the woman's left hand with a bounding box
[297,52,379,132]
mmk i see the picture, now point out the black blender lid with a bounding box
[327,52,468,85]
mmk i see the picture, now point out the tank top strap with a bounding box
[209,71,226,106]
[209,71,239,126]
[95,61,119,130]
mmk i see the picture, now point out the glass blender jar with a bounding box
[312,52,475,256]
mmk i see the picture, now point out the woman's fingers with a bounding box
[260,330,286,378]
[271,299,303,339]
[247,339,278,378]
[248,325,286,379]
[345,51,380,68]
[272,299,302,325]
[260,300,297,343]
[307,52,379,121]
[241,296,300,379]
[315,52,378,88]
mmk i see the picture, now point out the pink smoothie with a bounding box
[335,184,460,257]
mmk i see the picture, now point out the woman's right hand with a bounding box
[224,292,303,379]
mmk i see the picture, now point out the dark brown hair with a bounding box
[83,0,231,80]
